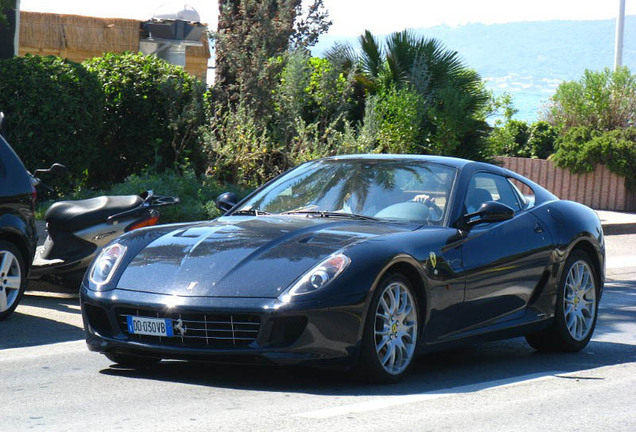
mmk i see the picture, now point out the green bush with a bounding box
[204,103,290,189]
[305,56,354,128]
[553,127,636,189]
[488,119,557,159]
[272,51,354,144]
[84,52,206,185]
[204,97,375,189]
[544,67,636,133]
[36,168,252,223]
[0,55,103,184]
[370,85,427,154]
[528,121,558,159]
[488,119,530,157]
[106,168,251,222]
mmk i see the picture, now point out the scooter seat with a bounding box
[45,195,143,232]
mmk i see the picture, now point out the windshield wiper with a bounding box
[282,210,379,221]
[232,209,271,216]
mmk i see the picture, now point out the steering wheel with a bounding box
[374,201,433,221]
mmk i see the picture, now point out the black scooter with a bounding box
[28,164,179,287]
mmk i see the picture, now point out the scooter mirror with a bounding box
[48,163,69,177]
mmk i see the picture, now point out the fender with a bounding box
[0,212,37,267]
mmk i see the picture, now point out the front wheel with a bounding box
[357,273,420,383]
[526,250,599,352]
[0,241,27,321]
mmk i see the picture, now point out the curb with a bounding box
[602,223,636,236]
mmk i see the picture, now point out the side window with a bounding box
[508,178,535,209]
[464,173,521,214]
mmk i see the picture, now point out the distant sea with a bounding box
[313,17,636,123]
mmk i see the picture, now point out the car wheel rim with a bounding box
[0,250,22,313]
[374,281,418,375]
[563,260,596,341]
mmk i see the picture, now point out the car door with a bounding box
[458,172,553,332]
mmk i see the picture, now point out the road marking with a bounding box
[0,340,86,363]
[295,371,563,419]
[606,255,636,269]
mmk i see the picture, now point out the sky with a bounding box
[19,0,636,36]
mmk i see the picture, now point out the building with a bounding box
[18,10,210,83]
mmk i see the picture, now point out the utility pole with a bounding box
[614,0,626,71]
[14,0,19,57]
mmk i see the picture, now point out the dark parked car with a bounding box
[0,113,38,320]
[81,155,604,382]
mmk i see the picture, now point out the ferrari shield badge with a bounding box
[429,251,437,269]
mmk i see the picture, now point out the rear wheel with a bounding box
[357,273,419,383]
[0,241,27,321]
[105,353,161,368]
[526,250,599,352]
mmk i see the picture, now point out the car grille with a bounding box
[116,307,261,348]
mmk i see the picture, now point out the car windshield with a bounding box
[234,159,457,225]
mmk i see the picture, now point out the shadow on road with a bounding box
[594,283,636,338]
[0,294,84,350]
[97,282,636,395]
[4,280,633,397]
[98,338,635,397]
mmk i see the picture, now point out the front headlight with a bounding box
[280,253,351,302]
[88,243,127,290]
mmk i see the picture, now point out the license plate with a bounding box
[127,316,173,337]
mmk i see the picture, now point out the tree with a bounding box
[544,67,636,133]
[213,0,331,116]
[327,30,492,159]
[0,0,17,59]
[291,0,331,49]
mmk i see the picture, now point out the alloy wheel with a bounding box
[563,259,597,341]
[0,250,22,313]
[374,280,418,375]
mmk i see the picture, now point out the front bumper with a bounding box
[80,283,369,368]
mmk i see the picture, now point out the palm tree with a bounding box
[327,30,491,160]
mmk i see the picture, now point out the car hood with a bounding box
[117,215,417,298]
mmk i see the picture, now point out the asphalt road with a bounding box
[1,235,635,431]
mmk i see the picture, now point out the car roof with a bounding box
[320,153,481,170]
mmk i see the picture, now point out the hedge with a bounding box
[553,126,636,190]
[0,55,103,183]
[84,52,206,185]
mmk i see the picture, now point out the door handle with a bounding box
[534,223,544,233]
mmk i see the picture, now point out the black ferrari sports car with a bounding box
[80,155,604,382]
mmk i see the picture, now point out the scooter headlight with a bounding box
[280,253,350,302]
[89,243,127,290]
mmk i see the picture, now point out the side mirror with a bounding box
[464,201,514,228]
[215,192,237,213]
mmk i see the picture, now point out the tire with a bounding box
[357,273,420,384]
[0,240,27,321]
[105,352,161,368]
[526,250,599,352]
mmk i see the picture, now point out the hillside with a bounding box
[314,17,636,122]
